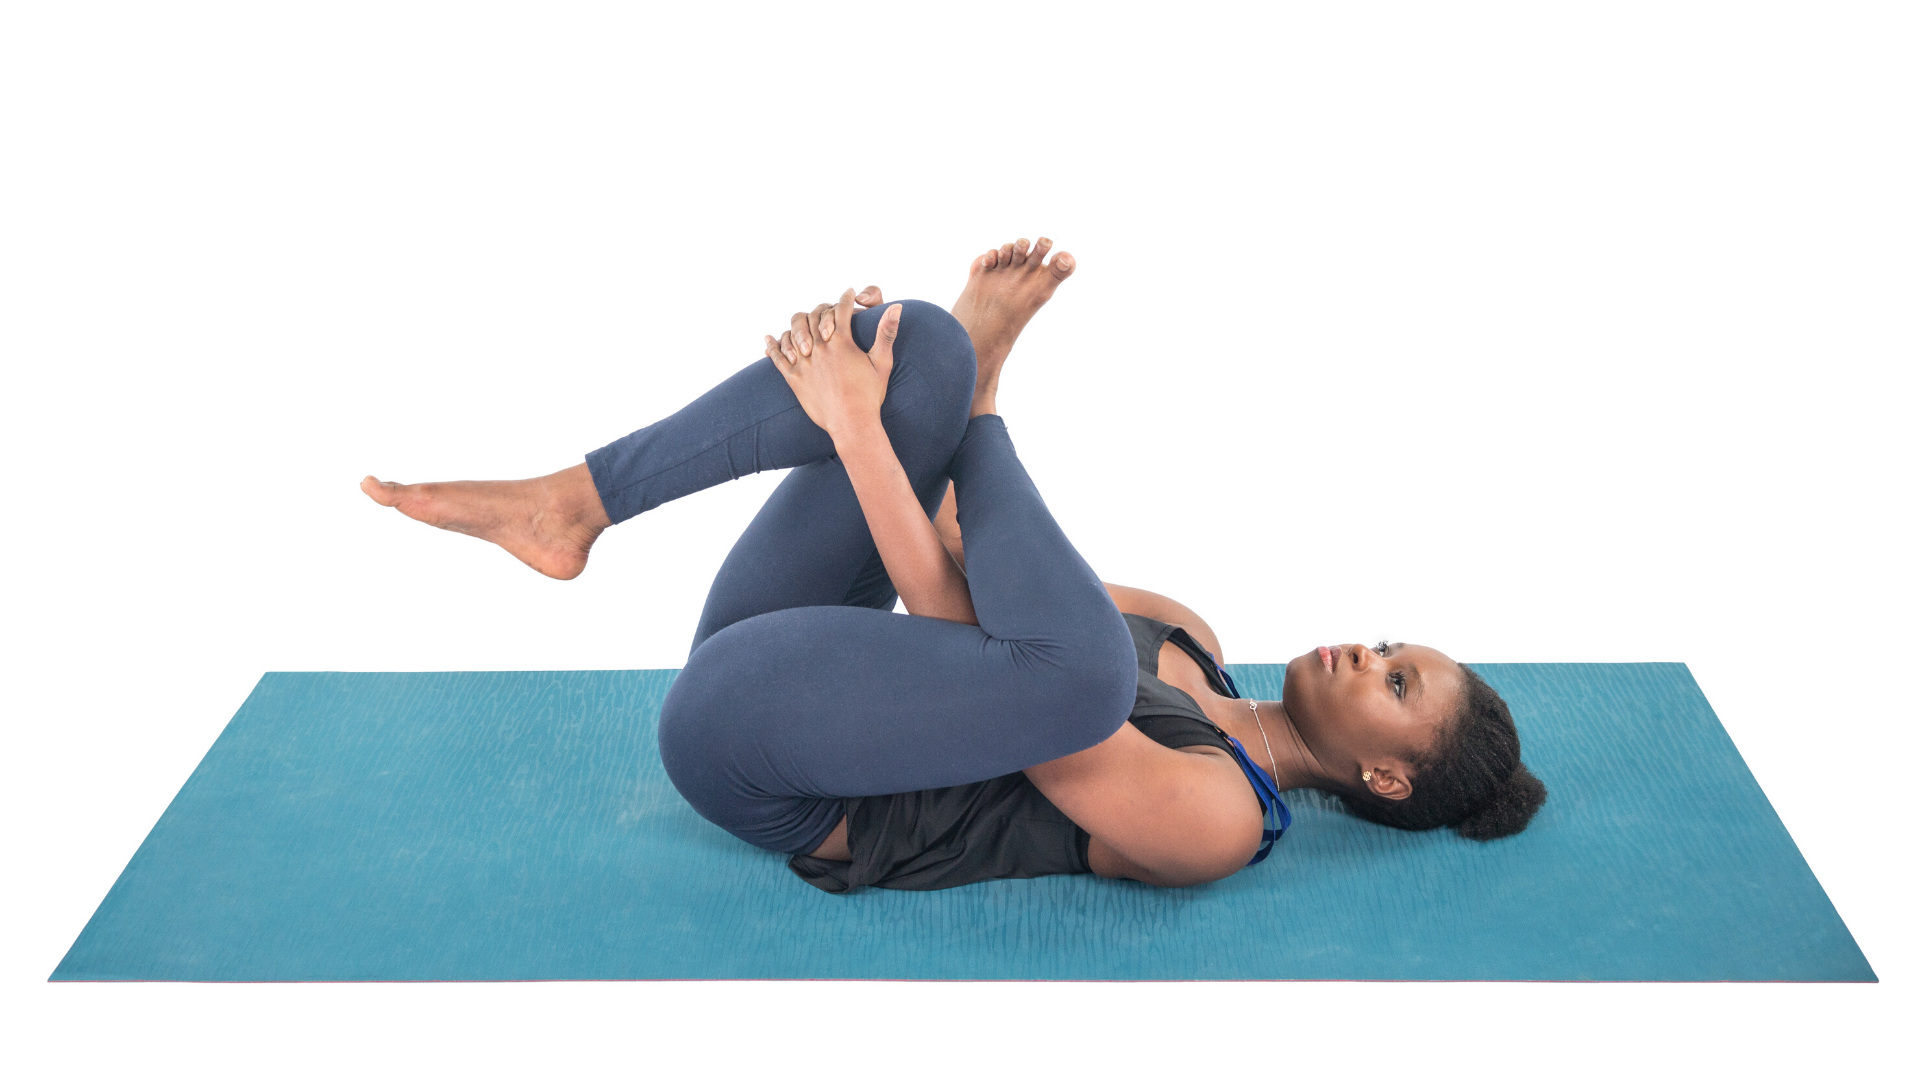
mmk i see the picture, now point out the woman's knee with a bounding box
[854,299,976,417]
[1029,609,1139,751]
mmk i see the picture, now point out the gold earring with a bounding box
[1362,770,1373,782]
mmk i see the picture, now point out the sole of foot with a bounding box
[359,471,604,580]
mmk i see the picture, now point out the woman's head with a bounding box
[1282,642,1546,840]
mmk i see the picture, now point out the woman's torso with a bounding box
[788,613,1257,893]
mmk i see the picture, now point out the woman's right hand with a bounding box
[764,289,902,444]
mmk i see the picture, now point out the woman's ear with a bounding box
[1364,761,1415,801]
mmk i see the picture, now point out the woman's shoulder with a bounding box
[1103,582,1226,662]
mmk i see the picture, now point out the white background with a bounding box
[3,1,1912,1075]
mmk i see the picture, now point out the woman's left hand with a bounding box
[796,285,883,346]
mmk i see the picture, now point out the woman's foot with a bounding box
[949,237,1075,414]
[359,463,611,580]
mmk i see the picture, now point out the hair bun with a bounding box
[1452,762,1547,841]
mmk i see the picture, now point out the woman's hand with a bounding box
[764,286,975,626]
[807,285,883,344]
[765,289,901,444]
[775,285,882,354]
[776,285,884,351]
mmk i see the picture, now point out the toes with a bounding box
[361,475,399,506]
[1048,252,1075,281]
[1011,238,1030,265]
[997,242,1015,267]
[1030,237,1054,265]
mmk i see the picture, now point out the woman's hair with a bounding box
[1342,663,1546,840]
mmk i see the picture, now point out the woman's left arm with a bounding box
[1103,582,1225,662]
[931,499,1224,658]
[932,480,966,567]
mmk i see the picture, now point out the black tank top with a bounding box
[788,614,1242,893]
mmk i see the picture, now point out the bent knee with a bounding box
[1033,612,1139,749]
[857,299,976,408]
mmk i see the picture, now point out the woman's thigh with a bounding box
[659,601,1135,855]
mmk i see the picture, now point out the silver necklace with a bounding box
[1248,700,1280,788]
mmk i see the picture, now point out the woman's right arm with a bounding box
[768,294,977,626]
[1025,724,1262,886]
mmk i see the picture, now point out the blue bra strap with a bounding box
[1198,642,1287,866]
[1222,734,1292,866]
[1202,647,1242,700]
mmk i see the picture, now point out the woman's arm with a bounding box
[935,488,1225,661]
[767,293,977,625]
[1103,583,1225,662]
[835,422,976,625]
[1025,723,1262,886]
[933,479,966,567]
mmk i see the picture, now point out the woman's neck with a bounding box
[1215,698,1329,792]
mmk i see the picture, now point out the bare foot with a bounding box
[359,463,611,580]
[949,236,1075,412]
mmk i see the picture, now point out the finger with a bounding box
[805,303,827,351]
[855,285,883,307]
[812,302,836,342]
[1011,237,1031,265]
[867,303,903,381]
[788,312,813,356]
[833,288,857,352]
[779,329,800,364]
[766,334,792,367]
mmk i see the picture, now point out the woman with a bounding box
[361,238,1547,892]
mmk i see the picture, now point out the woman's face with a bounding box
[1283,642,1464,782]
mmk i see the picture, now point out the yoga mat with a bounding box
[52,663,1873,982]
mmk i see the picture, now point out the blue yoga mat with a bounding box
[53,663,1872,982]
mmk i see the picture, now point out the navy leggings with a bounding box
[588,300,1136,856]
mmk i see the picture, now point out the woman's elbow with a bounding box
[1121,832,1258,888]
[1146,853,1249,888]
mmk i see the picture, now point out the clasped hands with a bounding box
[764,286,898,443]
